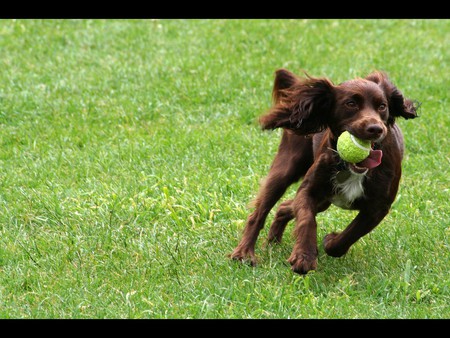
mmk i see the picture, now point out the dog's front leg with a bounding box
[287,195,319,274]
[287,160,333,275]
[323,206,390,257]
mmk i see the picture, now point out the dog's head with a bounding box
[259,69,419,142]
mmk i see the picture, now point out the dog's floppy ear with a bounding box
[366,71,419,124]
[272,68,301,103]
[260,69,335,135]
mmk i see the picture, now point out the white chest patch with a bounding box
[331,170,366,209]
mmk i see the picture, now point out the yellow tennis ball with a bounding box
[337,131,371,163]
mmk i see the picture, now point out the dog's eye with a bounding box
[378,103,387,111]
[345,100,357,108]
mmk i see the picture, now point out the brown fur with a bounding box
[230,68,418,274]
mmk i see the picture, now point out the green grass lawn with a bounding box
[0,19,448,318]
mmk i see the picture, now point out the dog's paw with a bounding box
[229,247,257,267]
[287,251,317,275]
[323,232,347,257]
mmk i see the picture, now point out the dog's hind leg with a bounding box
[230,132,313,266]
[267,199,294,244]
[230,170,296,266]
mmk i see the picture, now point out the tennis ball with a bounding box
[337,131,371,163]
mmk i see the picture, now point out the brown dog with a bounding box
[230,69,418,274]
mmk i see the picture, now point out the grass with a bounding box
[0,19,448,318]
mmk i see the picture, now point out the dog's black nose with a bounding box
[366,124,384,136]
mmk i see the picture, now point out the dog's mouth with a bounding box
[348,147,383,174]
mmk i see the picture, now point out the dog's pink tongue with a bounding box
[358,149,383,169]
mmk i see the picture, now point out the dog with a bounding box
[230,68,418,274]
